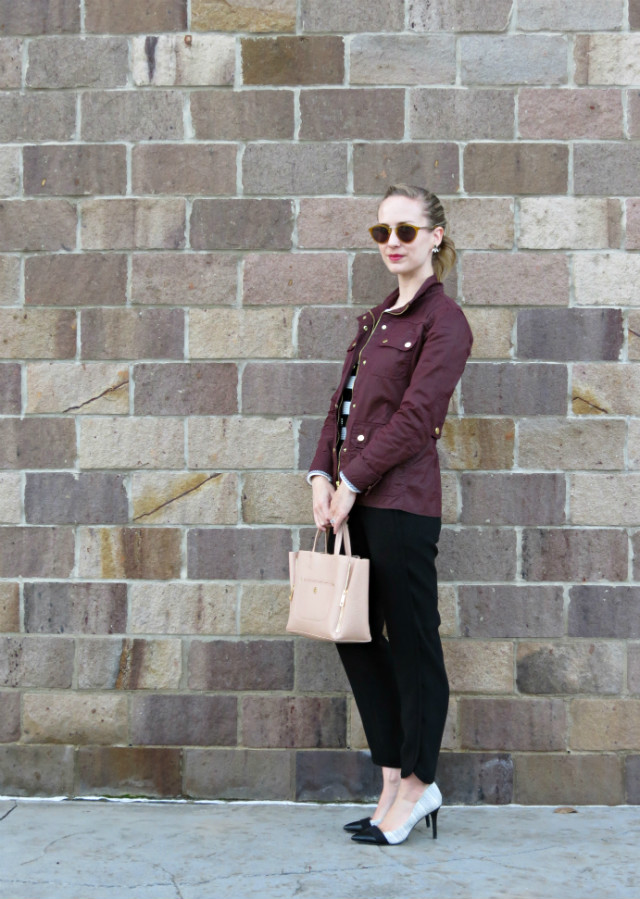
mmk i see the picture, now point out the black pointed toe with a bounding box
[351,824,388,844]
[343,816,374,833]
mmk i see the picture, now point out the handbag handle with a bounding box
[310,524,353,556]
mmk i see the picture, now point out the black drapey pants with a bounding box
[336,505,449,784]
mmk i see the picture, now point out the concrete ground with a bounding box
[1,799,639,899]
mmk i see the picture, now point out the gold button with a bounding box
[362,359,367,365]
[364,326,368,331]
[357,434,365,442]
[382,339,388,344]
[342,447,347,452]
[435,427,440,435]
[381,324,387,330]
[404,341,412,348]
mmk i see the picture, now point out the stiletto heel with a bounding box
[428,807,438,839]
[352,783,442,846]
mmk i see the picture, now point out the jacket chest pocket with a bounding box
[369,328,420,380]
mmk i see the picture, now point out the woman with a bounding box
[308,185,473,846]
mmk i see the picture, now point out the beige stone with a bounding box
[464,308,515,359]
[192,0,296,32]
[571,474,640,526]
[570,699,640,750]
[190,308,294,359]
[79,417,184,469]
[0,583,19,632]
[23,693,128,744]
[239,583,290,635]
[574,253,640,306]
[447,199,514,250]
[188,417,294,470]
[441,697,459,750]
[132,34,235,86]
[0,256,20,306]
[350,35,456,85]
[438,583,458,637]
[298,198,378,249]
[441,473,459,525]
[348,698,368,750]
[520,198,621,249]
[576,34,640,85]
[0,473,21,524]
[132,472,238,525]
[130,583,237,635]
[132,253,237,307]
[572,363,640,415]
[439,418,515,470]
[81,199,186,251]
[0,309,76,359]
[26,363,129,414]
[629,421,640,469]
[443,639,514,693]
[0,146,19,197]
[518,418,625,470]
[77,527,182,580]
[118,638,182,690]
[630,312,640,361]
[242,472,312,525]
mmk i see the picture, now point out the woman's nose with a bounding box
[387,228,401,246]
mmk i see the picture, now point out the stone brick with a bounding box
[569,586,640,638]
[77,747,182,799]
[0,92,75,141]
[0,692,20,742]
[0,0,80,34]
[239,583,289,636]
[191,199,292,251]
[575,143,640,196]
[0,39,22,88]
[574,253,640,307]
[131,694,237,746]
[460,698,566,751]
[572,363,640,415]
[26,363,129,415]
[0,526,74,577]
[26,36,127,89]
[296,749,382,801]
[635,533,640,580]
[350,35,456,85]
[464,143,568,195]
[409,0,512,31]
[300,89,404,141]
[518,0,624,30]
[79,417,184,470]
[82,91,184,142]
[461,473,565,526]
[133,34,234,87]
[294,640,350,693]
[243,143,347,196]
[462,362,568,415]
[81,308,184,360]
[242,36,343,86]
[0,364,20,413]
[459,585,564,639]
[631,420,640,469]
[517,308,623,362]
[77,527,182,580]
[629,90,640,139]
[80,637,182,690]
[628,756,640,803]
[0,418,75,468]
[129,583,237,636]
[23,693,128,744]
[242,472,312,525]
[24,582,127,635]
[446,199,514,250]
[520,198,621,250]
[301,0,403,32]
[24,145,126,197]
[629,646,640,694]
[242,696,346,748]
[518,419,625,470]
[439,417,515,470]
[81,199,186,250]
[0,583,19,632]
[461,35,568,85]
[134,363,237,416]
[521,528,628,582]
[193,0,295,32]
[132,253,236,307]
[439,528,516,583]
[85,0,187,32]
[73,637,123,689]
[190,308,294,360]
[26,254,127,306]
[353,143,459,196]
[132,144,236,197]
[0,200,76,252]
[298,307,365,361]
[0,746,74,797]
[242,362,341,415]
[187,528,291,580]
[518,642,624,695]
[575,34,640,85]
[188,639,293,691]
[438,752,514,804]
[571,474,640,526]
[0,635,74,687]
[0,308,76,359]
[411,88,514,141]
[443,639,514,695]
[298,198,378,250]
[132,472,238,526]
[188,416,294,470]
[191,90,294,140]
[298,418,326,471]
[25,472,128,525]
[627,199,640,250]
[571,699,640,750]
[464,308,514,359]
[632,0,640,27]
[0,473,21,523]
[184,749,292,801]
[0,257,20,306]
[515,754,623,805]
[0,146,19,196]
[519,88,624,139]
[243,253,348,306]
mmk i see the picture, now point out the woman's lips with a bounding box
[387,254,404,261]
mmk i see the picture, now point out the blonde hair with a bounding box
[381,184,456,283]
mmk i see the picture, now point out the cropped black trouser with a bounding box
[336,505,449,784]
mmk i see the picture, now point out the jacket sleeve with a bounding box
[340,304,473,492]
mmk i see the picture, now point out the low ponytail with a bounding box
[433,233,456,283]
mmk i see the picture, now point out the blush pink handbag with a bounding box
[287,524,371,642]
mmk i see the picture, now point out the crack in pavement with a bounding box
[0,802,17,822]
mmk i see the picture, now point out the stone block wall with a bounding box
[1,0,639,804]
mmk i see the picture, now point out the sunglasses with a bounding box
[368,223,430,244]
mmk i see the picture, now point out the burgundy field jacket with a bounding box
[309,274,473,517]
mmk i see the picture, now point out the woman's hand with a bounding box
[311,476,335,530]
[328,481,357,535]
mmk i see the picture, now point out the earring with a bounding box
[432,245,440,254]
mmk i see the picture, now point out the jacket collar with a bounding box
[370,274,440,320]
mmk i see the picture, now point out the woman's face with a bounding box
[375,195,443,279]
